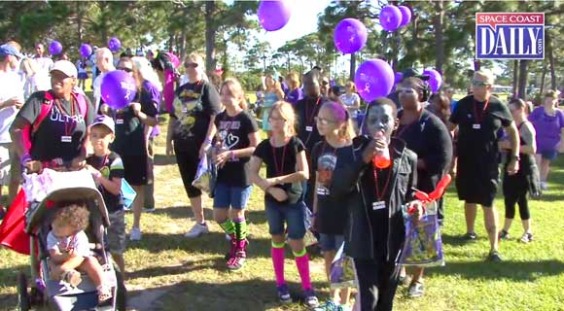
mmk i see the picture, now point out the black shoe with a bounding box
[498,230,510,241]
[463,232,477,241]
[487,250,502,262]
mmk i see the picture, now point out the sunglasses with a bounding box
[472,80,489,87]
[184,63,199,68]
[321,81,329,86]
[118,67,133,73]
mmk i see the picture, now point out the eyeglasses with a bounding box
[472,80,489,87]
[118,67,133,73]
[314,116,336,125]
[184,63,199,68]
[268,116,286,122]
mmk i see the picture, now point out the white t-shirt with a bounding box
[0,71,25,143]
[339,93,361,117]
[34,56,54,73]
[46,230,91,258]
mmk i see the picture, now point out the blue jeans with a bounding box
[265,200,308,240]
[213,183,252,209]
[319,234,345,252]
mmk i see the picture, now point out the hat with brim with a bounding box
[50,60,78,78]
[402,68,430,81]
[0,44,24,59]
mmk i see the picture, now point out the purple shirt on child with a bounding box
[529,107,564,151]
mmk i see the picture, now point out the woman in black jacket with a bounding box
[396,77,453,298]
[330,97,421,311]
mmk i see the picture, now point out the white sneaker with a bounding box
[184,223,209,238]
[540,182,548,190]
[129,227,142,241]
[225,234,231,241]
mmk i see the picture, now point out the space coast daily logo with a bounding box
[476,13,544,60]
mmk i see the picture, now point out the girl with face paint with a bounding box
[329,98,422,311]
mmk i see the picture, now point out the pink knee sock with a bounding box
[293,249,312,291]
[271,242,285,286]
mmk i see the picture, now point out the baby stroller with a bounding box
[8,168,126,311]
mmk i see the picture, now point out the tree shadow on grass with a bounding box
[426,259,564,281]
[153,206,269,225]
[128,278,329,311]
[0,264,34,309]
[153,154,177,166]
[127,257,226,281]
[127,231,276,260]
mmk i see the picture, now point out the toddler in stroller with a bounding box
[1,168,127,311]
[46,202,112,302]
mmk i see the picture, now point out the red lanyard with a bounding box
[305,97,321,126]
[473,99,489,124]
[55,97,76,137]
[272,140,288,176]
[373,166,393,201]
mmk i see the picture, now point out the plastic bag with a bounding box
[191,153,217,198]
[329,242,356,289]
[400,201,444,267]
[121,179,136,210]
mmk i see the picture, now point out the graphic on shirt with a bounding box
[218,120,242,151]
[317,153,337,196]
[49,105,85,124]
[174,88,203,132]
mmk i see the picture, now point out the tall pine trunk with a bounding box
[512,60,518,97]
[433,0,445,72]
[205,1,217,73]
[349,52,356,82]
[517,60,528,99]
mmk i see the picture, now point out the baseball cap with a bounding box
[89,115,115,134]
[402,68,430,81]
[0,44,24,59]
[50,60,78,78]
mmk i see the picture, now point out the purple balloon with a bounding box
[379,5,402,32]
[398,6,412,28]
[108,37,121,53]
[258,0,292,31]
[101,70,137,110]
[394,72,403,84]
[355,59,395,102]
[79,43,92,58]
[333,18,368,54]
[423,69,443,93]
[49,41,63,55]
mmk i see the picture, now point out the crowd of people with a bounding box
[0,39,563,310]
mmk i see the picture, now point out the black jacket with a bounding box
[330,136,417,261]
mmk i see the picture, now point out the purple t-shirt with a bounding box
[529,107,564,151]
[285,88,303,105]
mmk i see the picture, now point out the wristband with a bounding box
[230,151,235,161]
[205,137,213,144]
[20,154,31,167]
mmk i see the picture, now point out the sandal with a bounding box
[61,269,82,288]
[97,284,112,302]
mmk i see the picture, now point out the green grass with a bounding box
[1,115,564,311]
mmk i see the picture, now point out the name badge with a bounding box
[182,107,188,114]
[116,119,124,125]
[472,124,481,129]
[61,136,72,143]
[372,200,386,210]
[306,126,313,132]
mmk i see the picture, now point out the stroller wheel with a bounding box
[17,272,30,311]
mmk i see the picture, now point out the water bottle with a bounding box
[372,131,391,169]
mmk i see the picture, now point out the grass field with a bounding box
[1,114,564,311]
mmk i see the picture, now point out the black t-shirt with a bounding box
[253,136,305,204]
[294,96,328,152]
[214,110,259,187]
[16,91,96,162]
[449,95,512,167]
[170,81,222,150]
[111,81,160,156]
[311,140,353,235]
[86,152,125,213]
[362,164,393,260]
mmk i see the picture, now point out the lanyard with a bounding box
[272,140,288,176]
[305,97,322,126]
[473,99,489,124]
[55,97,76,137]
[373,166,393,201]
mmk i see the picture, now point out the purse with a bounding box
[192,153,217,198]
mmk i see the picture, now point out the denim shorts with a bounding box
[538,149,559,161]
[319,234,345,252]
[265,200,307,240]
[213,183,252,209]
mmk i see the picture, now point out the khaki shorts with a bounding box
[0,143,20,185]
[108,210,127,255]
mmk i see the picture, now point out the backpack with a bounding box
[31,90,89,135]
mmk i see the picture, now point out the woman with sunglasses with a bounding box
[167,53,222,239]
[100,56,160,241]
[395,77,452,298]
[261,74,285,136]
[449,70,520,262]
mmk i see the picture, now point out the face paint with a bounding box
[365,104,395,140]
